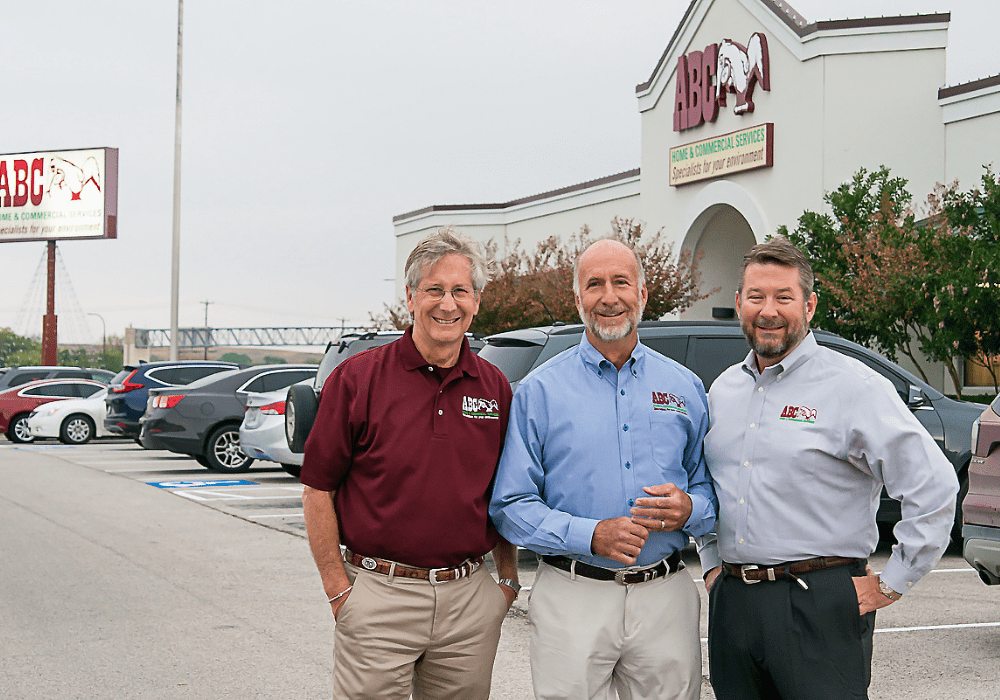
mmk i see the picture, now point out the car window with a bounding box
[185,369,241,390]
[149,365,234,386]
[110,369,132,384]
[244,369,317,393]
[87,370,115,383]
[686,336,752,389]
[478,340,544,384]
[22,383,78,398]
[55,370,90,380]
[10,371,50,387]
[641,336,688,364]
[75,383,103,398]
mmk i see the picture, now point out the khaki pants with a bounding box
[528,561,702,700]
[333,561,508,700]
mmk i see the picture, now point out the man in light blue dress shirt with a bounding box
[490,239,718,700]
[700,236,958,699]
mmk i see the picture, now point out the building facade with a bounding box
[393,0,1000,391]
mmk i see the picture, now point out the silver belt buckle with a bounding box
[740,564,761,584]
[428,566,448,584]
[614,567,640,586]
[361,557,378,571]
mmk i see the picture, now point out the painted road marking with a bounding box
[174,489,301,501]
[147,479,259,489]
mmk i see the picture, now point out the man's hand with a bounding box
[330,587,352,620]
[854,573,897,615]
[498,582,518,609]
[630,483,693,532]
[592,517,650,565]
[704,565,722,593]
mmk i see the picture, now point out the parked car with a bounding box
[104,361,239,439]
[0,366,115,391]
[284,331,485,454]
[240,380,310,478]
[963,396,1000,585]
[27,387,113,445]
[140,365,317,473]
[473,321,981,539]
[1,379,106,443]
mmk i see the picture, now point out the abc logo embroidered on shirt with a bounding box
[651,391,687,414]
[779,405,817,423]
[462,396,500,420]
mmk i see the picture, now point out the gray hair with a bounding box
[738,235,814,296]
[572,238,646,298]
[404,226,492,291]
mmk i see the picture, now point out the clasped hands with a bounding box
[591,483,692,565]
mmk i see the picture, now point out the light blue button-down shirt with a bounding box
[698,332,958,594]
[490,334,718,569]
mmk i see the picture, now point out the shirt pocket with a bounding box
[649,413,691,472]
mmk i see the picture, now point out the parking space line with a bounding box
[875,621,1000,633]
[246,513,305,518]
[174,491,302,502]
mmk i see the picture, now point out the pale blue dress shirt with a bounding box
[490,333,718,569]
[698,332,958,595]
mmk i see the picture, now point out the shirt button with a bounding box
[744,461,749,467]
[739,498,745,505]
[437,409,443,415]
[428,366,434,371]
[628,499,634,506]
[758,387,764,393]
[739,538,745,544]
[621,389,625,396]
[623,424,629,432]
[749,423,755,429]
[625,462,631,469]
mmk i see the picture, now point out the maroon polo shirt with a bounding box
[300,328,512,568]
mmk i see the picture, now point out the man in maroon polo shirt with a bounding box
[300,227,519,700]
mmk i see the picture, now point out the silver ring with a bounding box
[660,519,665,531]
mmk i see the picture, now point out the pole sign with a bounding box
[670,123,774,186]
[0,147,118,243]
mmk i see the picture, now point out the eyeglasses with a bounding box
[415,286,476,302]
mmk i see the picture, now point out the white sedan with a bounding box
[239,382,303,478]
[27,387,112,445]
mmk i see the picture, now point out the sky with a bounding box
[2,0,997,345]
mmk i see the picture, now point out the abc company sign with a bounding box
[0,147,118,243]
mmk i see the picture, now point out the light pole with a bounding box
[169,0,184,361]
[87,312,107,368]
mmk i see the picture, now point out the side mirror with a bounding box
[907,384,929,409]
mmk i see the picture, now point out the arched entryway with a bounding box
[675,181,768,320]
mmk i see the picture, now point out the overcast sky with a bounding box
[2,0,997,344]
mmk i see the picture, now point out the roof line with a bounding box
[392,168,640,223]
[938,73,1000,99]
[636,0,949,94]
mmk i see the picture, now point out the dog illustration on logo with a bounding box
[716,32,770,115]
[47,156,102,203]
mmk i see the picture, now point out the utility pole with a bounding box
[87,312,107,368]
[169,0,184,361]
[201,300,213,360]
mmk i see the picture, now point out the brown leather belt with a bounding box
[344,549,484,584]
[723,556,862,584]
[542,551,683,585]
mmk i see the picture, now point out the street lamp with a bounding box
[87,312,106,368]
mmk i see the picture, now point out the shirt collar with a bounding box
[397,326,478,377]
[742,330,818,377]
[578,331,644,378]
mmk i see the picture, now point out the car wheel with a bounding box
[59,414,95,445]
[280,463,301,478]
[7,413,35,444]
[286,383,318,453]
[204,425,254,473]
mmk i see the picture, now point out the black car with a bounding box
[476,321,981,539]
[140,364,318,473]
[0,366,115,391]
[105,361,239,439]
[284,331,484,453]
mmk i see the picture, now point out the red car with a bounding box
[1,378,106,444]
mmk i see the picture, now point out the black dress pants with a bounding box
[708,559,876,700]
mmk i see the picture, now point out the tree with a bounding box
[372,218,714,336]
[781,165,1000,398]
[0,328,41,366]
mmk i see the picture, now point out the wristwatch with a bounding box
[498,578,521,599]
[877,576,902,601]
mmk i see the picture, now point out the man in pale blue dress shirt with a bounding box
[490,239,718,700]
[700,236,958,699]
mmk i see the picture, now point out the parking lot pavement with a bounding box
[5,440,1000,699]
